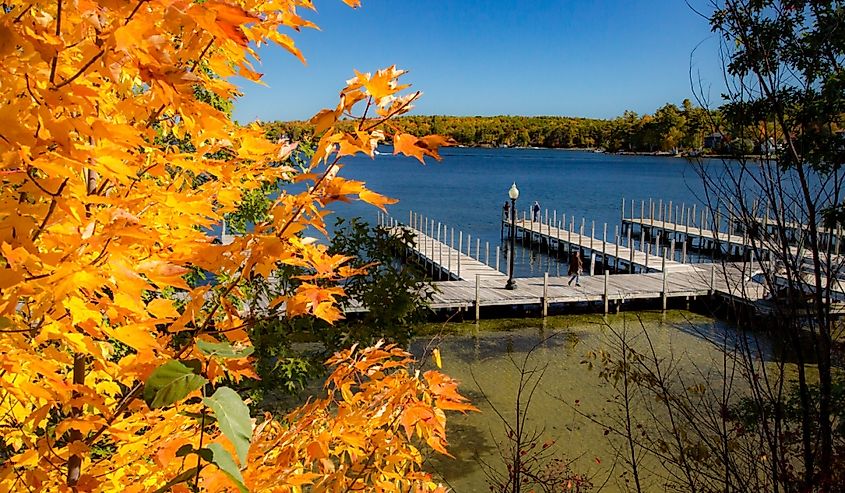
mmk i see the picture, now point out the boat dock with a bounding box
[506,217,698,274]
[377,211,778,318]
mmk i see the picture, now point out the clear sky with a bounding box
[233,0,726,123]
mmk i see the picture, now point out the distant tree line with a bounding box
[263,99,746,153]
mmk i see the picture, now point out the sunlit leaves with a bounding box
[0,0,468,490]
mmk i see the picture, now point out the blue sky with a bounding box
[233,0,726,123]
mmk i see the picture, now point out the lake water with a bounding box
[410,312,772,492]
[334,148,720,277]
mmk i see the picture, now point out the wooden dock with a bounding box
[506,218,698,274]
[404,227,508,282]
[367,210,845,320]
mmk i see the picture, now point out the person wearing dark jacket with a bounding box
[567,250,583,286]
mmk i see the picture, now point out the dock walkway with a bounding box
[404,227,507,281]
[507,218,698,274]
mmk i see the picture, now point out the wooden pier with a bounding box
[506,217,698,274]
[370,207,845,320]
[379,211,777,318]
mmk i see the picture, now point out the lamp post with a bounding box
[506,182,519,290]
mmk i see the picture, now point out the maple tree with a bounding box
[0,1,471,491]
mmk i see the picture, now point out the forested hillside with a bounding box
[265,99,728,153]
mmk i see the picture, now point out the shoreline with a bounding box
[450,144,768,160]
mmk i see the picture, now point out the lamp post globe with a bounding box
[505,183,519,290]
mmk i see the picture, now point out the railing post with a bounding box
[486,241,490,266]
[590,221,595,252]
[590,252,596,276]
[438,223,443,279]
[476,237,480,261]
[542,272,548,317]
[458,231,462,278]
[682,240,687,264]
[602,223,607,270]
[496,245,500,272]
[449,227,454,275]
[615,226,620,272]
[650,198,655,227]
[621,197,625,225]
[709,263,716,295]
[670,238,676,263]
[475,274,480,321]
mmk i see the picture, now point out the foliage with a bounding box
[705,1,845,490]
[326,217,433,347]
[266,101,721,153]
[0,1,472,491]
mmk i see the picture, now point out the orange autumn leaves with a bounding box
[0,0,466,492]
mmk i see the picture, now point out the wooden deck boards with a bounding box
[405,229,508,281]
[507,218,696,273]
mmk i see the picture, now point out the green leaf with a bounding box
[206,443,248,493]
[197,339,254,359]
[203,386,252,464]
[181,410,217,427]
[144,360,207,409]
[150,466,200,493]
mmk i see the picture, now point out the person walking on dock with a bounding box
[503,200,510,220]
[532,201,540,222]
[567,250,583,287]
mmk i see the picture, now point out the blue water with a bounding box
[332,147,718,277]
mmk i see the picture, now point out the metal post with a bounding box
[506,199,517,289]
[603,270,609,314]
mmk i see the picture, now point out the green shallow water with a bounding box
[411,310,763,492]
